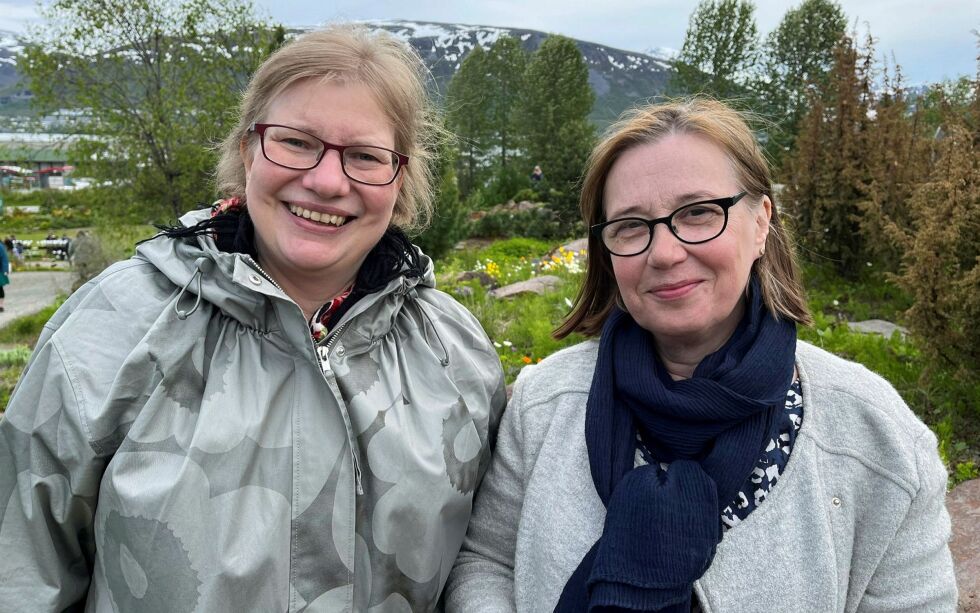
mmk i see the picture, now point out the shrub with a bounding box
[413,146,470,261]
[469,207,573,240]
[890,116,979,380]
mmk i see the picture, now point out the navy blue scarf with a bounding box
[555,277,796,612]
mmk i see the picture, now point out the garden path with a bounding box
[0,271,74,330]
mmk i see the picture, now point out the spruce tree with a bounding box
[518,35,595,226]
[784,34,873,277]
[445,46,492,197]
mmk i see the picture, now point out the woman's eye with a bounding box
[281,137,312,149]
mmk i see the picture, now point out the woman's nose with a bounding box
[301,149,351,197]
[645,223,688,268]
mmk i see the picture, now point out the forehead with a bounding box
[603,132,738,217]
[263,78,396,147]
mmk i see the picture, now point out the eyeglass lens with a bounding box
[260,125,399,185]
[601,201,728,255]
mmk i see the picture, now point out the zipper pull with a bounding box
[317,345,331,373]
[352,452,364,495]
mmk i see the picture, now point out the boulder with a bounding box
[948,478,980,612]
[455,270,498,289]
[490,275,562,299]
[846,319,909,339]
[559,238,589,254]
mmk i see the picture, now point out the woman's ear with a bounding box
[240,139,253,182]
[756,195,773,249]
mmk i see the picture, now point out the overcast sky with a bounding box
[1,0,976,84]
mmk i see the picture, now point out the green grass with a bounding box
[0,299,65,412]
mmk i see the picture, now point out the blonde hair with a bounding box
[555,98,811,339]
[215,24,437,231]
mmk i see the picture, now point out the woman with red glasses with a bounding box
[0,25,505,612]
[446,99,956,612]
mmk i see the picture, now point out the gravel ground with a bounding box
[0,271,75,329]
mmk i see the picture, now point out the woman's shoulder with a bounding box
[512,339,598,408]
[795,340,937,486]
[47,256,175,335]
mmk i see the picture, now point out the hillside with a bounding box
[0,19,674,127]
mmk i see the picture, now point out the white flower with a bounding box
[493,341,502,348]
[564,297,574,308]
[502,340,513,347]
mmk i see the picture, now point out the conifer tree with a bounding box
[892,86,979,374]
[784,34,874,276]
[858,64,930,270]
[485,37,527,171]
[518,35,595,223]
[445,46,492,197]
[673,0,759,99]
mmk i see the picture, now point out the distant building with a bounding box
[0,133,79,188]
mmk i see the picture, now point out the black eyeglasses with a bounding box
[249,123,409,186]
[591,191,748,257]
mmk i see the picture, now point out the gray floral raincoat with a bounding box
[0,210,506,612]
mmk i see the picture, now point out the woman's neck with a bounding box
[256,259,356,321]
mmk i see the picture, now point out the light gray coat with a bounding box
[0,210,506,612]
[445,339,957,612]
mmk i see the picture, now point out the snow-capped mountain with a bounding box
[0,20,677,125]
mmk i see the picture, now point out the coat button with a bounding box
[336,345,345,356]
[247,273,262,286]
[831,496,842,508]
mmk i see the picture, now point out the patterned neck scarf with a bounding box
[310,285,354,343]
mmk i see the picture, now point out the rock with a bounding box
[846,319,909,339]
[455,270,497,289]
[490,275,562,299]
[948,478,980,611]
[559,238,589,254]
[454,286,474,299]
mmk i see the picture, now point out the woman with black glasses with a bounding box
[445,99,956,612]
[0,25,505,612]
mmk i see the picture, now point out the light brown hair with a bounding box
[555,98,812,339]
[216,24,437,231]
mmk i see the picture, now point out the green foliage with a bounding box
[0,346,31,368]
[857,69,930,271]
[783,33,874,277]
[519,35,595,223]
[413,144,470,261]
[672,0,759,99]
[444,37,529,200]
[20,0,279,222]
[437,239,585,382]
[757,0,847,164]
[469,207,570,241]
[891,104,980,378]
[484,37,528,172]
[445,46,492,197]
[0,299,64,346]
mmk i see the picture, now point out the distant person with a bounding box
[530,164,544,183]
[447,98,957,611]
[0,240,8,312]
[0,25,505,611]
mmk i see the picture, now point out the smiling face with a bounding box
[242,78,402,300]
[604,131,771,357]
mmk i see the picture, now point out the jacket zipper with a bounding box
[242,255,366,497]
[315,322,364,496]
[242,255,287,294]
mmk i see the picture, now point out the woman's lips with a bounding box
[650,280,701,300]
